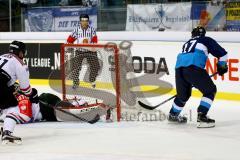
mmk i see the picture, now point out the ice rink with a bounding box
[0,86,240,160]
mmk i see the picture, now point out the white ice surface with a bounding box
[0,86,240,160]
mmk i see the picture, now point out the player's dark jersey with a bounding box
[175,36,228,69]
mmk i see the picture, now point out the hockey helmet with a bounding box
[191,26,206,38]
[9,40,27,56]
[79,14,89,21]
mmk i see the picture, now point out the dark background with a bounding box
[0,43,62,79]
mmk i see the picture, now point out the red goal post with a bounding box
[60,43,121,121]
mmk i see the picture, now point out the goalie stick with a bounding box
[39,100,100,124]
[138,72,218,110]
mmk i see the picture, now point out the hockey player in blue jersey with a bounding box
[168,26,228,128]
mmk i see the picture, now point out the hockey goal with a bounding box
[60,43,121,121]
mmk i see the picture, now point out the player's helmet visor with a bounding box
[80,14,89,21]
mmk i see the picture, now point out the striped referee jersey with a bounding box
[67,25,98,44]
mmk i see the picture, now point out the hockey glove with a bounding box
[29,88,39,103]
[217,61,228,76]
[11,82,24,97]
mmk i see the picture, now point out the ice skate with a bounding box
[197,112,215,128]
[1,128,22,145]
[168,114,187,123]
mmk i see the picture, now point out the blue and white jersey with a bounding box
[175,36,228,69]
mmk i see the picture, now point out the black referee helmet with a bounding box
[79,14,89,21]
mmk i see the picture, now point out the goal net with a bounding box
[60,43,164,122]
[60,44,121,121]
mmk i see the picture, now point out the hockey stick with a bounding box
[39,100,100,124]
[152,6,171,30]
[138,72,218,110]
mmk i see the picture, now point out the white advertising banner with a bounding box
[126,3,192,31]
[24,7,97,32]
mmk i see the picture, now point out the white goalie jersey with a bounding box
[0,53,32,95]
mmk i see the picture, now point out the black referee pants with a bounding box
[72,50,100,85]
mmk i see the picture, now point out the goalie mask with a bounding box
[191,26,206,38]
[9,41,27,58]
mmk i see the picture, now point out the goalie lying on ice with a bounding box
[0,90,112,144]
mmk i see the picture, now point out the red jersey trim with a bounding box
[67,36,76,44]
[9,113,27,123]
[20,85,32,96]
[91,36,98,43]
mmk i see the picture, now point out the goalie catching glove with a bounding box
[217,61,228,76]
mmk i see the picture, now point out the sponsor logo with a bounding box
[28,11,53,31]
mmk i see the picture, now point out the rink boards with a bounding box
[0,32,240,160]
[0,32,239,102]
